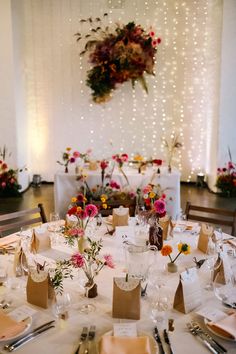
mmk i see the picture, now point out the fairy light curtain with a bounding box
[21,0,222,182]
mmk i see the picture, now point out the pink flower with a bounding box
[121,153,128,162]
[2,163,7,170]
[71,253,85,268]
[1,182,6,188]
[149,31,155,37]
[129,192,136,199]
[70,157,75,163]
[153,199,166,215]
[152,40,157,47]
[228,161,234,170]
[157,37,161,44]
[110,180,120,189]
[73,151,80,158]
[77,193,84,202]
[68,227,84,237]
[104,254,115,268]
[100,160,108,170]
[143,185,152,194]
[77,209,88,219]
[85,204,98,218]
[86,148,92,154]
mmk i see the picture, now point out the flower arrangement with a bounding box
[112,153,129,185]
[216,150,236,197]
[71,237,114,297]
[161,243,191,264]
[65,196,98,252]
[57,148,92,173]
[0,146,21,197]
[141,183,167,210]
[132,155,162,173]
[76,19,161,103]
[164,133,182,173]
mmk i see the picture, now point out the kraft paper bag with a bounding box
[31,228,51,253]
[26,269,55,309]
[159,215,170,240]
[89,161,98,170]
[197,224,214,253]
[13,241,28,277]
[112,277,141,320]
[213,253,232,284]
[112,207,129,228]
[173,268,202,314]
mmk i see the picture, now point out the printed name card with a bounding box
[113,323,137,337]
[173,267,202,314]
[9,305,37,322]
[196,307,227,322]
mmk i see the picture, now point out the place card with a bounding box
[196,307,227,322]
[113,323,137,337]
[9,305,37,322]
[173,267,202,314]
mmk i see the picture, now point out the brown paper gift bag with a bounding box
[213,254,228,284]
[112,207,129,228]
[31,229,51,253]
[159,215,170,240]
[26,269,55,309]
[173,268,202,314]
[112,277,141,320]
[197,224,214,253]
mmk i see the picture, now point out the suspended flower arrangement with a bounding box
[76,16,161,103]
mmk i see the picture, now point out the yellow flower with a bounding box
[66,147,72,151]
[149,192,156,199]
[102,203,108,209]
[77,206,82,212]
[83,197,87,202]
[134,154,144,162]
[178,243,191,255]
[71,197,77,203]
[100,194,108,201]
[101,197,106,203]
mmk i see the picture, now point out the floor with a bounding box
[0,183,235,221]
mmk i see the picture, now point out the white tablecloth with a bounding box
[54,167,181,219]
[0,223,236,354]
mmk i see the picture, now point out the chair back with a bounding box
[185,201,236,236]
[0,203,47,236]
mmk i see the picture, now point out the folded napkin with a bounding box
[99,335,151,354]
[0,310,27,340]
[207,312,236,339]
[0,235,20,248]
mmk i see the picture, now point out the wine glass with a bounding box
[205,239,218,291]
[213,271,236,307]
[48,212,61,246]
[53,292,71,321]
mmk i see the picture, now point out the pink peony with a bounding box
[104,254,115,268]
[85,204,98,218]
[153,199,166,215]
[100,160,108,170]
[71,253,85,268]
[68,227,84,237]
[121,153,128,162]
[73,151,80,158]
[110,180,120,189]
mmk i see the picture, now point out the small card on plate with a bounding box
[9,305,37,322]
[113,323,137,337]
[196,307,227,322]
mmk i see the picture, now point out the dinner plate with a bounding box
[98,330,157,354]
[0,317,32,343]
[204,317,236,342]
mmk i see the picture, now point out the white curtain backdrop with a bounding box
[15,0,223,182]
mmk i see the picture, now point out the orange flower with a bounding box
[161,245,173,256]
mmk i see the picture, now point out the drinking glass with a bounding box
[213,271,236,307]
[53,292,71,320]
[148,283,170,329]
[48,212,61,246]
[205,239,218,291]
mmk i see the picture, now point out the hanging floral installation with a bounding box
[76,15,161,103]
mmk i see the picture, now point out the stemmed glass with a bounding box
[48,212,61,246]
[205,239,218,291]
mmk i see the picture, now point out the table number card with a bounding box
[173,267,202,314]
[113,323,137,337]
[197,224,214,253]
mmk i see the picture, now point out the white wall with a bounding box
[0,0,17,167]
[219,0,236,167]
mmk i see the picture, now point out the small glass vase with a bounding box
[84,281,98,298]
[167,262,178,273]
[78,237,87,254]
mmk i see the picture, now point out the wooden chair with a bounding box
[185,201,236,236]
[0,203,47,236]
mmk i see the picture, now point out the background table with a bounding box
[54,166,181,219]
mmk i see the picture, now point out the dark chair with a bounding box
[0,203,47,236]
[185,201,236,236]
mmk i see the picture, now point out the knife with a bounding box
[187,323,219,354]
[153,327,165,354]
[6,325,55,352]
[74,327,88,354]
[84,326,96,354]
[4,320,55,350]
[163,329,174,354]
[191,322,227,353]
